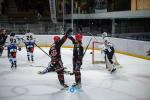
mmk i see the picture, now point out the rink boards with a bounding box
[7,35,150,60]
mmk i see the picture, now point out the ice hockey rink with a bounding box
[0,47,150,100]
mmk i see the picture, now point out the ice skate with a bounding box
[111,68,116,73]
[11,62,14,69]
[61,83,69,90]
[62,84,69,88]
[70,72,75,75]
[38,70,48,74]
[72,83,81,89]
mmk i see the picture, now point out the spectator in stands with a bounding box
[1,1,8,15]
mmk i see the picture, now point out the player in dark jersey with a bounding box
[38,29,72,88]
[68,33,84,87]
[0,29,7,56]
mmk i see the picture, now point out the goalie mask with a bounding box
[53,36,60,42]
[102,32,107,39]
[75,34,82,41]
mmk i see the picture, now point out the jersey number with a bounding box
[51,50,57,56]
[10,38,16,43]
[27,35,33,40]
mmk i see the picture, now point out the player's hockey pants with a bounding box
[74,63,81,84]
[54,60,65,85]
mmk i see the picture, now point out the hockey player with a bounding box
[7,33,21,68]
[68,33,84,88]
[23,30,35,62]
[38,28,72,88]
[102,38,116,73]
[0,29,7,56]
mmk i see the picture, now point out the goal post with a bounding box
[92,41,121,66]
[92,41,104,64]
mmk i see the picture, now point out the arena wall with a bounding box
[18,35,150,60]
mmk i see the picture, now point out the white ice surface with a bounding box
[0,47,150,100]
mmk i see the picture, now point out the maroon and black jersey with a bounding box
[68,36,84,62]
[0,34,7,56]
[49,35,67,62]
[68,36,83,85]
[0,34,7,45]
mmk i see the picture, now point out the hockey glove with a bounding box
[18,47,21,51]
[65,28,72,36]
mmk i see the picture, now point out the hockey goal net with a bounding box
[92,41,120,65]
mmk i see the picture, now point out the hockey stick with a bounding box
[83,38,92,57]
[33,28,72,58]
[21,38,51,58]
[34,43,51,58]
[87,32,99,42]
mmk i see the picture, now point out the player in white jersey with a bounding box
[102,38,116,73]
[23,30,36,62]
[6,33,21,69]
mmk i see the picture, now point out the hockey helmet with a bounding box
[10,33,15,37]
[102,32,107,39]
[75,34,82,41]
[53,36,60,42]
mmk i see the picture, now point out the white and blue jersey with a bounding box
[7,36,21,50]
[8,44,17,53]
[24,32,35,43]
[23,32,36,62]
[24,32,35,48]
[26,41,34,48]
[6,35,21,67]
